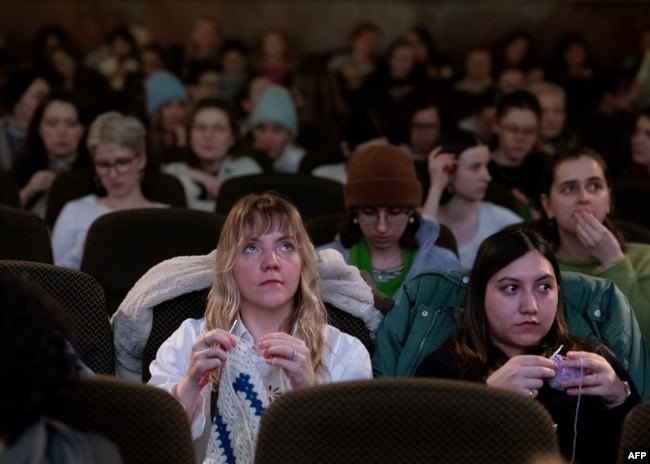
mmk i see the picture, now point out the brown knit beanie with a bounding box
[345,145,422,209]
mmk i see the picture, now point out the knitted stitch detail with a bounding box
[204,341,269,464]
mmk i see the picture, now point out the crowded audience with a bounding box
[2,15,650,464]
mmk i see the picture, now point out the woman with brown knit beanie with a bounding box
[318,144,461,299]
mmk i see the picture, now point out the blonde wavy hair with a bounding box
[205,192,328,385]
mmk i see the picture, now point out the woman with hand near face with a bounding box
[422,129,522,268]
[538,146,650,344]
[148,193,371,462]
[51,111,165,270]
[12,90,88,216]
[0,69,50,171]
[162,98,261,211]
[416,227,640,464]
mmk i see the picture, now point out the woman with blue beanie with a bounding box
[248,84,306,173]
[145,70,189,167]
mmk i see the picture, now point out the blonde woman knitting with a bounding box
[149,192,372,463]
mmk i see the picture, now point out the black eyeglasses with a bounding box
[94,156,137,176]
[356,208,413,226]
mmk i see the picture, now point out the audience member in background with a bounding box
[415,227,639,464]
[573,70,638,177]
[182,16,223,77]
[459,87,498,146]
[545,34,600,117]
[52,111,166,270]
[218,39,250,102]
[139,42,167,80]
[12,90,89,216]
[368,39,428,133]
[31,24,73,71]
[0,69,50,171]
[290,62,348,172]
[0,272,122,463]
[328,21,381,108]
[148,192,372,462]
[423,129,522,268]
[397,90,455,163]
[239,75,273,120]
[145,70,189,168]
[538,146,650,343]
[488,89,548,219]
[311,109,388,184]
[627,108,650,179]
[496,67,527,94]
[163,98,261,211]
[120,42,168,118]
[453,48,494,118]
[528,80,580,156]
[252,29,298,86]
[493,31,543,83]
[620,27,650,110]
[319,144,460,299]
[186,64,220,104]
[45,45,113,119]
[247,84,305,173]
[402,24,455,81]
[92,27,140,93]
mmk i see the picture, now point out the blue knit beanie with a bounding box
[145,70,188,116]
[248,85,297,137]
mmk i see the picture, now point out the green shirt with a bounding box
[350,238,415,297]
[558,242,650,346]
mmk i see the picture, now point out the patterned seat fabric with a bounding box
[216,173,345,219]
[0,205,53,263]
[80,208,225,315]
[617,402,650,464]
[49,375,195,464]
[0,260,114,374]
[255,378,560,464]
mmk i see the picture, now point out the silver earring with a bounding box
[408,216,414,224]
[353,218,358,224]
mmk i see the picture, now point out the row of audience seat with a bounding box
[2,183,650,463]
[1,256,648,464]
[0,256,649,464]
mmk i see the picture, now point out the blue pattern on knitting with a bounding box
[213,372,266,463]
[214,412,236,464]
[233,373,265,415]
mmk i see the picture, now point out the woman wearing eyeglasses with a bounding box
[51,111,167,270]
[488,89,549,220]
[319,144,460,299]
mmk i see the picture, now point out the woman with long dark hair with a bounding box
[416,227,640,464]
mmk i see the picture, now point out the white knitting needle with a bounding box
[550,344,564,358]
[198,320,238,386]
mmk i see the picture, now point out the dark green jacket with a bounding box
[372,269,650,399]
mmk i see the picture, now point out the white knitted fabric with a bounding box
[204,341,269,464]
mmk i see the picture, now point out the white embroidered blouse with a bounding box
[148,317,372,442]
